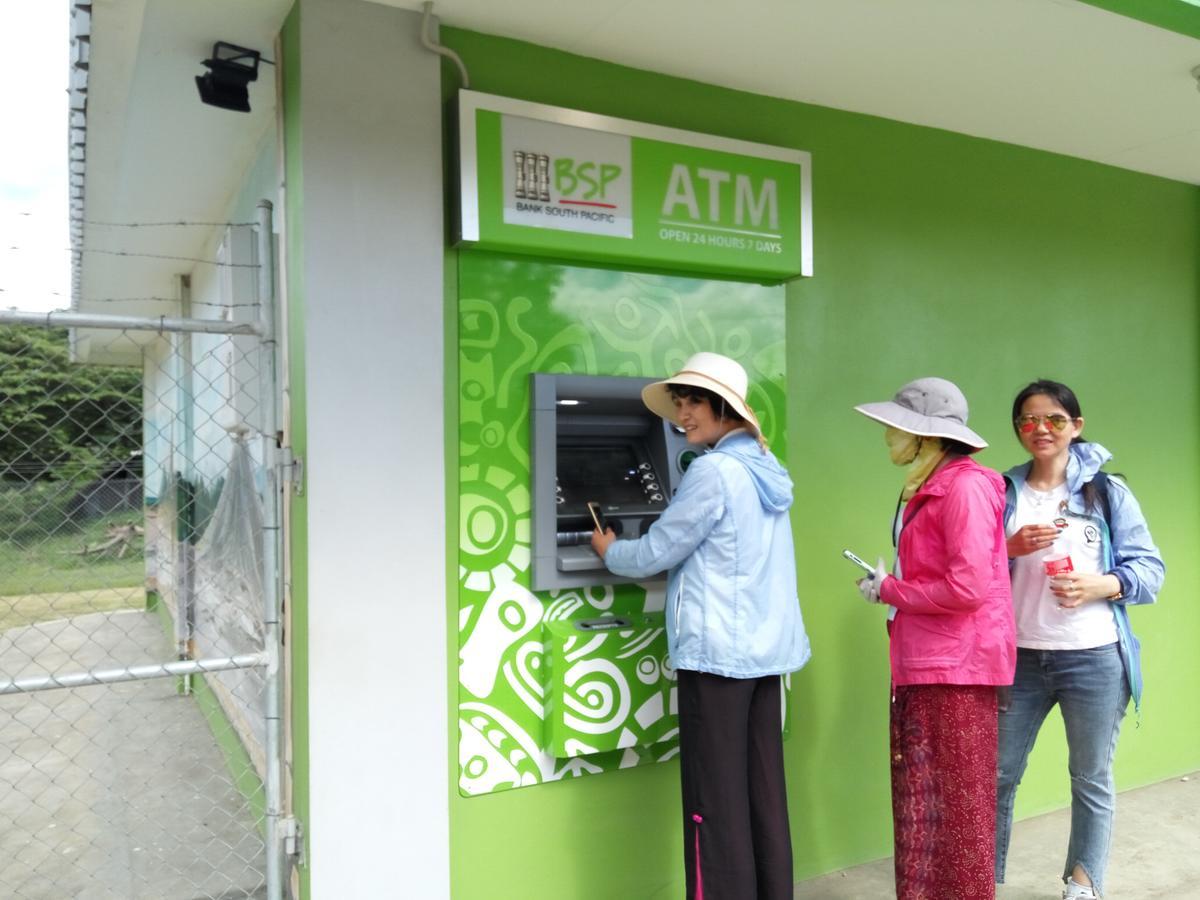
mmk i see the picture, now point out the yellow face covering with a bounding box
[885,427,919,465]
[885,426,946,500]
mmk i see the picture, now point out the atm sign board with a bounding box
[457,91,812,281]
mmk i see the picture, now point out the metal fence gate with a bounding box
[0,203,288,899]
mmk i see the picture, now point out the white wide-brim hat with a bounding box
[641,352,763,439]
[854,376,988,450]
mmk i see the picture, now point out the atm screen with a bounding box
[557,443,664,514]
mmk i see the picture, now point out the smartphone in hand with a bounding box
[587,501,606,532]
[843,549,876,578]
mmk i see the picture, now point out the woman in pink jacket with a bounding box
[855,377,1016,900]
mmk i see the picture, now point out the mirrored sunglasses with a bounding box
[1015,414,1073,433]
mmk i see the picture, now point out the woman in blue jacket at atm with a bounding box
[592,351,811,900]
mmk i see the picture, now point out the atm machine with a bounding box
[530,373,695,592]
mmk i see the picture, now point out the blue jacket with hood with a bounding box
[603,430,811,679]
[1003,441,1164,710]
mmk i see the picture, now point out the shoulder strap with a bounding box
[1093,471,1112,525]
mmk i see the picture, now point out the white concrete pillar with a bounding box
[294,1,448,895]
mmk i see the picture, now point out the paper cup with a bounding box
[1043,554,1074,577]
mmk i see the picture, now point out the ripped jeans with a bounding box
[995,644,1129,896]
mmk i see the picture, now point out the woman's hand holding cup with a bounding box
[1049,572,1122,608]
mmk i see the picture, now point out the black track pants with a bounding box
[677,669,793,900]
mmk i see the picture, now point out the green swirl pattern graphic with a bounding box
[458,251,786,795]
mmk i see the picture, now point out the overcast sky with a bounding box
[0,2,69,313]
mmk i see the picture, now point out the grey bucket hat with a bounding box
[854,376,988,450]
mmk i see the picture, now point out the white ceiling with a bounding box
[75,0,287,345]
[76,0,1200,334]
[388,0,1200,185]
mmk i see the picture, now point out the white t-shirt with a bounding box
[1007,481,1117,649]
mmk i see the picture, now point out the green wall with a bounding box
[1077,0,1200,40]
[441,27,1200,899]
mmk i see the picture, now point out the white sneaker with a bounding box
[1062,878,1098,900]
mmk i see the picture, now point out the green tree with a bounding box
[0,326,141,482]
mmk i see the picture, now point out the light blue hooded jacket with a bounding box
[1003,442,1164,711]
[603,430,811,679]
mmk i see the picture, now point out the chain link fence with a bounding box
[0,304,283,899]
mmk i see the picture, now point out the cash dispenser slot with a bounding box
[574,616,633,631]
[530,373,692,592]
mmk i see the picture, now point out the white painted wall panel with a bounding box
[297,1,449,895]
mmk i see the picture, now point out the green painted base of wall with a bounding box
[191,673,267,834]
[148,590,266,834]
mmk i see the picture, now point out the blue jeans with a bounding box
[995,644,1130,896]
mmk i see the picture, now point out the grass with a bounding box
[0,586,146,631]
[0,512,146,630]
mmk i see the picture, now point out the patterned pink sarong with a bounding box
[890,684,998,900]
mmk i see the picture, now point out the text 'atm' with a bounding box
[530,373,695,591]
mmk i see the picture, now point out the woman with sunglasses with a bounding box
[995,380,1164,900]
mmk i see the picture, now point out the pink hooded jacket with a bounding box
[879,456,1016,687]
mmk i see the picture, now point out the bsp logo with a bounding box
[553,158,623,202]
[514,151,623,204]
[513,150,549,202]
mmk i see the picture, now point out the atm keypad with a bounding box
[637,464,664,502]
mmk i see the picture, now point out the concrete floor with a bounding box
[794,771,1200,899]
[0,609,266,900]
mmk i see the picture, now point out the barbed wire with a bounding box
[82,220,259,229]
[0,465,139,475]
[77,297,262,309]
[0,291,261,310]
[7,211,258,230]
[3,246,261,268]
[78,248,261,268]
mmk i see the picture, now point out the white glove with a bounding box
[857,557,888,604]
